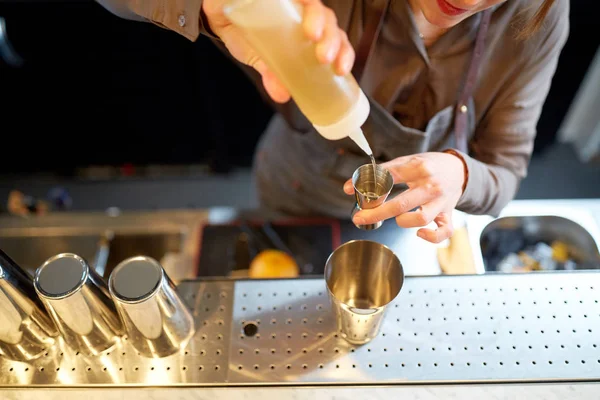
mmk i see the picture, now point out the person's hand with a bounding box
[202,0,355,103]
[343,152,467,243]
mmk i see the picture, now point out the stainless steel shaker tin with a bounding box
[325,240,404,344]
[33,253,124,356]
[108,256,195,358]
[0,249,58,361]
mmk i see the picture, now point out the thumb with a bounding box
[343,179,354,195]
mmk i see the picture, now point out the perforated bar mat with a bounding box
[1,273,599,387]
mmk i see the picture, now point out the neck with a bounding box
[407,0,449,46]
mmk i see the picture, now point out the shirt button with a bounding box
[178,14,186,27]
[337,148,345,155]
[460,104,468,113]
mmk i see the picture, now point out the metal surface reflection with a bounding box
[325,240,404,344]
[33,253,124,356]
[108,256,195,358]
[0,249,58,362]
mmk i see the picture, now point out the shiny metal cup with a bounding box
[351,163,394,230]
[325,240,404,345]
[33,253,124,356]
[108,256,195,358]
[0,249,58,361]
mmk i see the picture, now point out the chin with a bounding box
[420,0,470,28]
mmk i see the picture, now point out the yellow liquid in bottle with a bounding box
[225,0,361,126]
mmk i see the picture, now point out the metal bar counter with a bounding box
[1,271,599,387]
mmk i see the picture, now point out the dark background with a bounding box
[0,0,596,175]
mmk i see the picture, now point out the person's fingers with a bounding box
[301,0,326,41]
[394,197,445,229]
[253,60,291,103]
[352,185,438,225]
[381,156,433,184]
[316,8,341,64]
[417,212,454,244]
[343,178,353,195]
[334,31,354,75]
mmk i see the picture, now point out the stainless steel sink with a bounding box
[480,215,600,271]
[466,200,600,274]
[0,234,99,273]
[0,232,184,278]
[0,210,206,282]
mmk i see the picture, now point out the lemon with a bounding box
[248,249,299,278]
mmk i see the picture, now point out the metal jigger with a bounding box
[351,163,394,230]
[108,256,195,358]
[0,249,58,362]
[325,240,404,345]
[33,253,124,356]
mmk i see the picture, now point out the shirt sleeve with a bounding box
[455,3,570,217]
[95,0,218,41]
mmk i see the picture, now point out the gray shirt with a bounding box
[96,0,570,217]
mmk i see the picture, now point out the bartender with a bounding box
[97,0,568,243]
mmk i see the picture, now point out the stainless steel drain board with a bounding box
[1,273,599,387]
[0,280,234,387]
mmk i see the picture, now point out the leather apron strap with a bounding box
[454,9,493,153]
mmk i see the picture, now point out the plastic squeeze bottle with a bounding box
[223,0,373,156]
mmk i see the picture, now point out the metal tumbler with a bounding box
[33,253,124,356]
[325,240,404,345]
[108,256,195,358]
[0,249,58,362]
[351,163,394,230]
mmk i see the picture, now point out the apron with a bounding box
[253,1,493,218]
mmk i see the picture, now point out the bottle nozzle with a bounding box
[349,129,373,156]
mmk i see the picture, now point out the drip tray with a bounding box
[1,273,599,386]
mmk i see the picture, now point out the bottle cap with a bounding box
[349,128,373,155]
